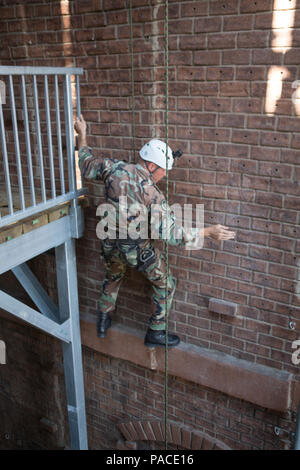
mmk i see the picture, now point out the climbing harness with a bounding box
[136,244,156,272]
[117,239,156,272]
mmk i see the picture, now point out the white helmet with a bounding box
[139,139,174,170]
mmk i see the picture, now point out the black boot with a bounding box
[96,311,112,338]
[144,328,180,348]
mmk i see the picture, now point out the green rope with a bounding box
[129,0,136,163]
[129,0,170,451]
[164,0,169,451]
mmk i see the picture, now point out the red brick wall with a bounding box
[0,0,299,450]
[0,309,295,450]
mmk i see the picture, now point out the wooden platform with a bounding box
[0,184,88,244]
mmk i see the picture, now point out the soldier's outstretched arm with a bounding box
[148,187,235,248]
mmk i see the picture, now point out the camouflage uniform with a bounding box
[78,146,198,330]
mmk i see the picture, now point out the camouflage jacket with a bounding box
[78,146,201,248]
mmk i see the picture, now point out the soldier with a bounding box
[74,114,236,348]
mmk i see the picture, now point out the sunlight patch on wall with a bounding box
[292,81,300,115]
[265,1,296,115]
[265,66,290,115]
[60,0,82,189]
[272,0,296,53]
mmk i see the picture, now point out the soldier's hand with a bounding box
[74,114,87,136]
[208,224,236,241]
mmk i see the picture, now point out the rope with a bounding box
[129,0,170,451]
[129,0,136,163]
[164,0,169,451]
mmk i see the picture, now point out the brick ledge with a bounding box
[80,319,293,413]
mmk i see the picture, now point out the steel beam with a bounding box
[0,289,70,343]
[9,75,25,211]
[54,74,65,195]
[55,239,88,450]
[0,216,72,275]
[21,74,36,206]
[12,263,59,322]
[69,200,85,239]
[0,96,13,215]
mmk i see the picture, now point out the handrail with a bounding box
[0,189,87,229]
[0,66,83,75]
[0,66,84,229]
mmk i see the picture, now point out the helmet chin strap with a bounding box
[144,161,161,180]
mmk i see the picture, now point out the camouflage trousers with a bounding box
[97,239,176,330]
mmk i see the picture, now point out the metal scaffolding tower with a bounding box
[0,66,88,449]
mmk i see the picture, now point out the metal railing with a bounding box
[0,66,84,228]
